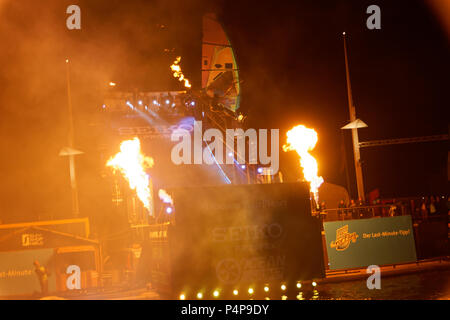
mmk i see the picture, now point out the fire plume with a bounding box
[283,125,324,205]
[170,56,191,88]
[106,138,154,211]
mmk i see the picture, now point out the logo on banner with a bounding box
[21,233,44,247]
[216,259,241,284]
[330,225,358,251]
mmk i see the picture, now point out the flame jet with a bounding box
[170,56,191,88]
[283,125,324,206]
[106,138,154,211]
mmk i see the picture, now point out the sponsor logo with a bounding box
[211,223,283,242]
[330,225,358,251]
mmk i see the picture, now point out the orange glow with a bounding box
[106,137,154,210]
[170,56,191,88]
[283,125,324,204]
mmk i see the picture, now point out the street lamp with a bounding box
[62,59,82,217]
[342,32,368,202]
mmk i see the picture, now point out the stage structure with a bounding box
[147,182,325,299]
[95,13,291,287]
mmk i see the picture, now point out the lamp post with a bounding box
[60,59,82,218]
[342,32,367,202]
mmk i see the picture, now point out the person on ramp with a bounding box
[33,260,49,296]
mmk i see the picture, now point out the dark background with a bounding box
[0,0,448,223]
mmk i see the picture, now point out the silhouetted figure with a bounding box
[436,196,447,217]
[388,199,398,217]
[447,196,450,222]
[374,199,382,217]
[434,196,441,215]
[33,260,48,296]
[338,200,346,220]
[318,201,327,223]
[420,197,429,220]
[429,196,437,216]
[350,199,358,219]
[397,199,406,216]
[357,197,365,218]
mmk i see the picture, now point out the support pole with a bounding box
[65,59,80,217]
[343,33,365,202]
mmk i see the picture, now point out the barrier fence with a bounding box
[314,203,448,223]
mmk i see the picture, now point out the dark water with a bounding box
[294,269,450,300]
[160,269,450,300]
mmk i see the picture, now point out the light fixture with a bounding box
[341,118,368,129]
[248,288,254,295]
[197,292,203,299]
[179,293,185,300]
[281,284,286,291]
[213,290,219,298]
[233,289,239,296]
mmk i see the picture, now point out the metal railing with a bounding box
[314,204,412,222]
[314,202,448,223]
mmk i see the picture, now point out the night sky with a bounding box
[0,0,448,223]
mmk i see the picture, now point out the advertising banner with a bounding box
[0,249,56,297]
[167,182,325,295]
[324,216,417,270]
